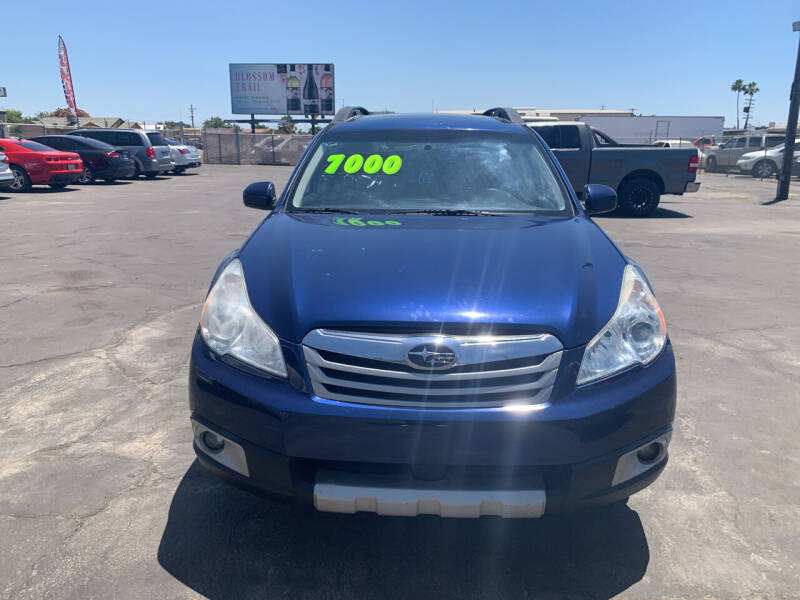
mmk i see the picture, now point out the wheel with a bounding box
[76,165,95,184]
[752,160,776,179]
[705,155,717,172]
[172,168,185,175]
[132,163,141,179]
[9,165,32,192]
[49,183,68,189]
[144,172,158,179]
[618,178,661,217]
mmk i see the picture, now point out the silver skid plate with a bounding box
[314,469,546,518]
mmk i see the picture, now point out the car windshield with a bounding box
[288,129,572,216]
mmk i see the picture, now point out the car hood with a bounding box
[238,213,626,347]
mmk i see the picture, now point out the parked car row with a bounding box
[702,133,785,174]
[0,129,201,192]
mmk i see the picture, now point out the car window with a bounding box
[748,138,763,149]
[51,137,77,151]
[531,126,558,148]
[289,129,573,216]
[116,131,143,146]
[18,141,58,152]
[766,136,784,147]
[82,131,114,144]
[558,126,581,149]
[146,133,168,146]
[735,138,747,148]
[73,137,113,151]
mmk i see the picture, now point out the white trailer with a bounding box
[577,115,724,144]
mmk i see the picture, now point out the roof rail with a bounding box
[332,106,370,123]
[481,107,525,125]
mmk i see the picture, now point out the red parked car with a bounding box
[0,138,83,191]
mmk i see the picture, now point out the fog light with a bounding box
[202,431,225,452]
[636,443,661,464]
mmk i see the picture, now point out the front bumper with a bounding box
[189,334,676,516]
[737,160,757,173]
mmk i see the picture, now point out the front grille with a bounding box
[302,329,563,409]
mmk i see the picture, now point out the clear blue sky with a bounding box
[2,0,798,127]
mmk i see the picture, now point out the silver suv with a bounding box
[704,134,784,172]
[68,129,174,178]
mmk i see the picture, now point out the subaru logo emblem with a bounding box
[407,344,457,369]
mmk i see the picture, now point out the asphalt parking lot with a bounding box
[1,166,799,599]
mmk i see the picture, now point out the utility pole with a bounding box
[188,104,196,129]
[776,21,800,202]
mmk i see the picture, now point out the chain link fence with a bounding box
[201,129,313,165]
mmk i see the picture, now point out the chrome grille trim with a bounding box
[302,329,563,409]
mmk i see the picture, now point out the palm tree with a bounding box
[731,79,744,129]
[743,82,760,129]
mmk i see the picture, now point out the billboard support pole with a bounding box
[250,114,256,134]
[235,127,241,165]
[776,21,800,202]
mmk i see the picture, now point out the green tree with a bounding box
[34,111,51,121]
[203,116,231,128]
[743,82,760,129]
[730,79,744,129]
[277,115,295,134]
[164,120,189,129]
[3,109,26,123]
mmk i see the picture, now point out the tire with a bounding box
[144,172,158,179]
[49,183,68,190]
[102,178,116,183]
[9,165,32,192]
[76,165,95,184]
[132,163,141,179]
[172,168,185,175]
[618,177,661,217]
[752,160,776,179]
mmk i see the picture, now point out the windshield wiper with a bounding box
[391,209,502,216]
[291,208,360,214]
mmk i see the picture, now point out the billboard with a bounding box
[229,63,335,116]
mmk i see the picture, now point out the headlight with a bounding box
[576,264,666,385]
[200,259,287,378]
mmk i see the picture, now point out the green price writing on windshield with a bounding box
[324,154,403,175]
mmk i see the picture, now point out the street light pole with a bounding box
[776,21,800,201]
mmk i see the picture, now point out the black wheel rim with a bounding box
[629,185,654,211]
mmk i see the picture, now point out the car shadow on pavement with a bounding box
[26,187,80,194]
[158,461,649,599]
[596,206,692,219]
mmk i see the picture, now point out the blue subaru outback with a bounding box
[188,107,676,518]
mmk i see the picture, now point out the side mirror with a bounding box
[583,184,617,215]
[243,181,277,210]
